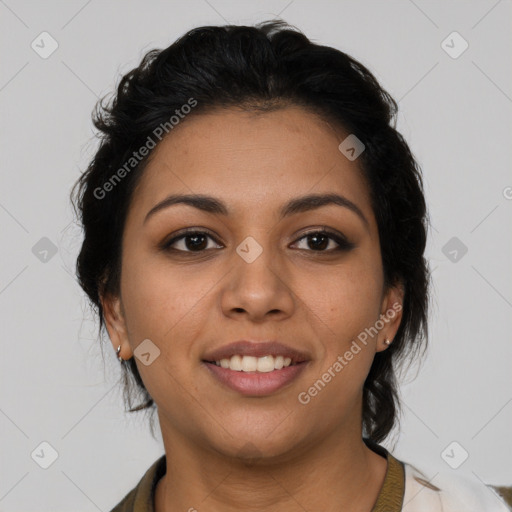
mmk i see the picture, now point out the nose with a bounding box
[220,238,295,322]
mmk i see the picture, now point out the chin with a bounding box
[207,425,308,466]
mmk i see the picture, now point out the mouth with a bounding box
[201,341,311,396]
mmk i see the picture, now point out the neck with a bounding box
[154,419,387,512]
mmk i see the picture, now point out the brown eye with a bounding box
[163,230,222,253]
[292,230,355,252]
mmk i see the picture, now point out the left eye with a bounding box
[292,230,354,252]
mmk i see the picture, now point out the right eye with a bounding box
[162,229,223,253]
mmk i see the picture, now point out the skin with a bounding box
[102,105,404,512]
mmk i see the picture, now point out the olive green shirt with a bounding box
[109,438,405,512]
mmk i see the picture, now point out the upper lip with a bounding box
[202,341,311,364]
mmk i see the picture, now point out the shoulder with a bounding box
[109,487,136,512]
[109,455,166,512]
[401,461,511,512]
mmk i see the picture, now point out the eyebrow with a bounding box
[144,192,369,229]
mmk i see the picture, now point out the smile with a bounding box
[207,354,296,372]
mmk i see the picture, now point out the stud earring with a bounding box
[116,345,123,362]
[384,338,392,346]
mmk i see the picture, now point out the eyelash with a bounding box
[161,228,355,254]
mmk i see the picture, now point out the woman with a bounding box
[70,20,511,512]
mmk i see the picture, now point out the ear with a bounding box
[100,291,132,361]
[375,280,405,353]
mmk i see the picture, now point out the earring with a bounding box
[384,338,392,346]
[116,345,123,362]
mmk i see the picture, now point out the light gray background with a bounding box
[1,1,511,510]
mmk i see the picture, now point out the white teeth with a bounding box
[242,356,257,372]
[230,354,243,371]
[214,354,295,372]
[257,355,275,373]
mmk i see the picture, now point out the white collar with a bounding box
[401,461,511,511]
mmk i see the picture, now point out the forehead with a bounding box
[127,106,374,226]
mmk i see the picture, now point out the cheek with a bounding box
[120,255,215,348]
[298,260,383,346]
[119,258,215,405]
[297,268,381,415]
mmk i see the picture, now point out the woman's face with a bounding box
[103,106,403,460]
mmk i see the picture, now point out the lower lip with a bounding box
[202,361,309,396]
